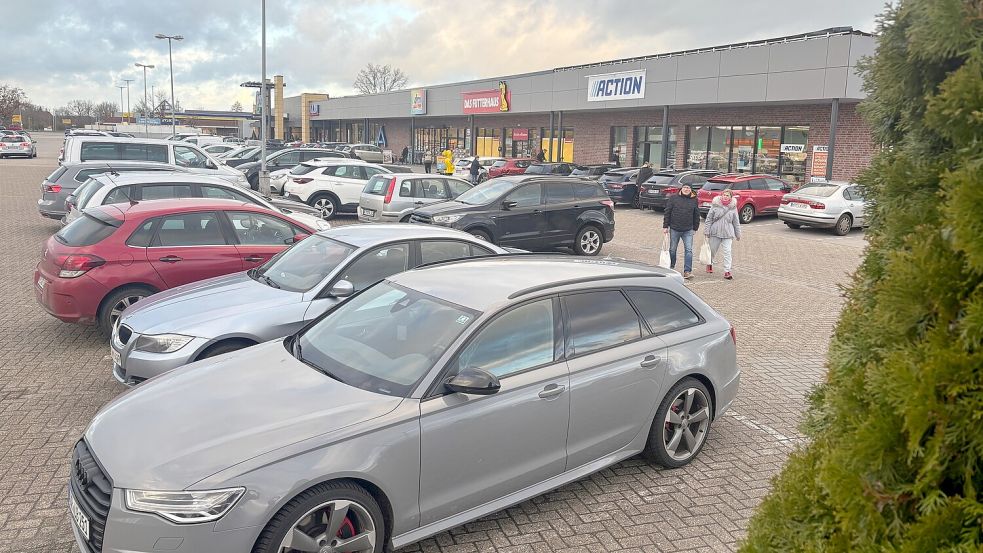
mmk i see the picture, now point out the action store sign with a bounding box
[587,69,646,102]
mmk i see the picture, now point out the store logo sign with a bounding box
[309,102,320,116]
[463,81,511,114]
[587,70,646,102]
[780,143,806,153]
[410,89,427,115]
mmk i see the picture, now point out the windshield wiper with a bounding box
[291,338,343,383]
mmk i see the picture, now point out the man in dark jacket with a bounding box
[470,156,481,184]
[536,149,546,162]
[626,162,653,205]
[662,184,701,279]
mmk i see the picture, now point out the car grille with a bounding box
[70,440,112,553]
[409,213,432,225]
[117,325,132,346]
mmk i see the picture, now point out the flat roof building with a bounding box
[304,27,877,184]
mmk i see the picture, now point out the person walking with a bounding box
[536,149,546,162]
[627,161,653,205]
[662,183,701,279]
[400,145,409,163]
[423,150,433,173]
[470,155,481,185]
[703,189,741,280]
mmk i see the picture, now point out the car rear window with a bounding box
[364,175,392,195]
[702,180,731,191]
[574,181,607,200]
[647,175,675,184]
[515,160,531,168]
[54,211,121,246]
[793,185,840,198]
[46,166,68,182]
[569,167,591,176]
[1,136,24,143]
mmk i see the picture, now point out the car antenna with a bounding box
[105,162,120,177]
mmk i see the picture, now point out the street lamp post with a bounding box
[154,33,184,137]
[116,85,126,125]
[135,63,155,137]
[259,0,270,197]
[122,78,135,124]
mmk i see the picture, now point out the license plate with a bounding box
[69,491,90,541]
[111,347,121,367]
[36,276,46,290]
[790,202,810,210]
[360,208,375,217]
[647,190,660,195]
[701,202,711,208]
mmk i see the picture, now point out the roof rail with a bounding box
[508,272,663,300]
[411,251,570,271]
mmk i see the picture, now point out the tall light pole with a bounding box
[116,85,126,125]
[122,78,135,123]
[135,63,155,136]
[155,33,183,136]
[259,0,270,196]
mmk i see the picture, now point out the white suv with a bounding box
[281,159,392,219]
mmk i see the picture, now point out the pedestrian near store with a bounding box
[536,149,546,162]
[400,146,409,163]
[470,155,481,184]
[441,148,454,175]
[423,151,433,173]
[627,162,653,204]
[703,189,741,280]
[662,184,701,279]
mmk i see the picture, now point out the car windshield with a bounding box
[792,185,840,198]
[647,175,675,184]
[569,167,592,176]
[296,281,478,397]
[455,179,517,205]
[253,235,354,293]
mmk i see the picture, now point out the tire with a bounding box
[253,480,385,553]
[97,286,155,337]
[739,204,755,224]
[197,340,254,361]
[833,214,852,236]
[784,222,801,229]
[469,229,492,243]
[574,225,603,256]
[309,193,339,220]
[644,377,713,468]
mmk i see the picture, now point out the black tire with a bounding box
[644,377,713,468]
[468,229,492,243]
[399,214,412,223]
[784,222,801,229]
[197,340,254,361]
[573,225,603,256]
[97,286,155,337]
[739,204,755,224]
[253,480,385,553]
[832,214,852,236]
[309,193,339,220]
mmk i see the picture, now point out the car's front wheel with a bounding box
[574,225,603,256]
[253,481,384,553]
[644,377,712,468]
[833,214,853,236]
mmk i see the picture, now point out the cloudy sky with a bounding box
[5,0,886,112]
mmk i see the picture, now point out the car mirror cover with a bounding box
[445,367,501,395]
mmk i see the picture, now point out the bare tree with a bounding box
[353,64,408,95]
[231,101,243,112]
[66,99,95,118]
[0,84,26,125]
[93,101,118,122]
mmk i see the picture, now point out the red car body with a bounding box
[487,158,535,178]
[34,198,313,331]
[696,174,794,223]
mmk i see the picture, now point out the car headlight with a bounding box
[125,488,244,524]
[432,214,464,224]
[133,333,193,353]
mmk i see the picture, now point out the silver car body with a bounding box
[452,156,504,182]
[76,256,738,553]
[0,134,36,157]
[202,143,236,156]
[358,173,474,223]
[777,181,867,230]
[111,224,508,384]
[346,143,385,162]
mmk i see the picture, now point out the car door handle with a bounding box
[158,255,182,263]
[640,355,661,368]
[243,256,264,262]
[415,201,425,205]
[538,384,565,399]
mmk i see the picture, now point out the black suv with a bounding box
[409,176,615,256]
[638,169,721,210]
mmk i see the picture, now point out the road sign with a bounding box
[11,115,22,124]
[62,118,72,125]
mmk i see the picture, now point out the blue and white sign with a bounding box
[587,69,646,102]
[309,102,320,116]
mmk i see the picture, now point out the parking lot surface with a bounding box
[0,133,864,552]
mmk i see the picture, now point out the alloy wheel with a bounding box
[662,387,711,462]
[314,198,335,219]
[579,229,601,255]
[109,294,146,328]
[740,205,754,224]
[278,499,376,553]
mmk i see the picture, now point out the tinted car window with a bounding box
[103,185,134,204]
[75,168,111,183]
[74,179,107,210]
[272,151,301,165]
[748,179,768,191]
[141,184,193,200]
[55,212,119,246]
[337,243,410,292]
[46,166,68,182]
[564,290,642,357]
[365,175,390,195]
[491,161,507,168]
[545,182,576,204]
[731,181,751,191]
[173,145,209,168]
[419,240,483,265]
[415,178,449,199]
[126,219,156,247]
[363,167,386,179]
[505,183,542,208]
[765,178,786,191]
[574,181,606,200]
[329,165,359,178]
[524,165,547,175]
[702,180,729,191]
[445,179,472,197]
[845,186,864,201]
[121,144,168,162]
[154,212,226,246]
[455,298,555,378]
[79,142,119,161]
[626,290,701,334]
[227,211,297,245]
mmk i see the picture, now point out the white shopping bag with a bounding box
[699,241,712,266]
[658,234,671,268]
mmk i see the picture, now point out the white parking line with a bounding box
[726,411,805,445]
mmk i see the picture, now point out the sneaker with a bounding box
[706,264,713,274]
[724,272,733,280]
[683,271,693,280]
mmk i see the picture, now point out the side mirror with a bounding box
[502,200,518,210]
[783,185,792,192]
[444,367,501,395]
[326,279,354,298]
[286,233,309,244]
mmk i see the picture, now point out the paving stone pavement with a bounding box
[0,133,864,552]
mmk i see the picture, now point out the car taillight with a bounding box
[291,178,313,184]
[664,187,679,195]
[601,199,614,208]
[810,202,826,209]
[55,254,105,278]
[382,176,398,204]
[780,198,790,204]
[21,142,30,147]
[44,184,62,194]
[729,325,736,344]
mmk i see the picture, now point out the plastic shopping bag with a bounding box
[658,234,671,268]
[699,241,712,266]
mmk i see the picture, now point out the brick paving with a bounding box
[0,133,864,552]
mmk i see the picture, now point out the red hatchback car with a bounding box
[696,174,794,224]
[487,158,535,178]
[35,198,314,335]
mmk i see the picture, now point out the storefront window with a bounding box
[610,127,628,165]
[730,126,755,173]
[507,128,539,158]
[665,127,678,169]
[707,126,730,172]
[756,126,781,175]
[476,128,500,158]
[634,126,677,168]
[687,126,710,169]
[781,126,809,184]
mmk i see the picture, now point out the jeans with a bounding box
[708,236,733,271]
[669,229,694,273]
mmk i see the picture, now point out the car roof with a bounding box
[316,223,497,248]
[95,198,266,219]
[708,173,776,182]
[385,173,469,181]
[93,172,243,186]
[389,256,677,311]
[304,158,371,167]
[67,136,179,145]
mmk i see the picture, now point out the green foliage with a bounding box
[741,1,983,550]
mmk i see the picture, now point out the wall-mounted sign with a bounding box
[512,128,529,141]
[309,102,320,116]
[463,81,510,114]
[587,69,646,102]
[410,89,427,115]
[376,126,388,147]
[780,143,806,153]
[811,144,829,180]
[137,116,161,125]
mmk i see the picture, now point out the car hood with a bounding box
[283,210,330,231]
[120,272,299,335]
[413,200,475,216]
[85,340,403,489]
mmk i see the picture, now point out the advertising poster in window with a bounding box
[737,146,753,171]
[810,145,829,182]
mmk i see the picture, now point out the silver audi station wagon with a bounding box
[72,256,739,553]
